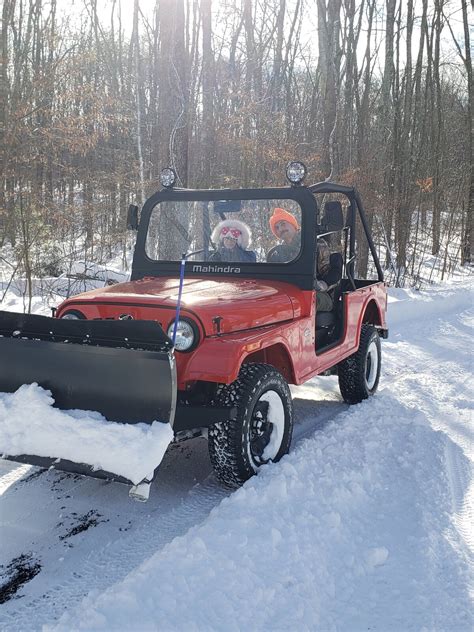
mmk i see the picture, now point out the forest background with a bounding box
[0,0,472,305]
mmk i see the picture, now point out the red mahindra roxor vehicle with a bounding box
[0,162,388,495]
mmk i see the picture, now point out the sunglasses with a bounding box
[221,227,242,239]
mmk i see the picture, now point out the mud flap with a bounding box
[0,310,176,489]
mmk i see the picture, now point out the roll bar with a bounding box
[310,181,384,283]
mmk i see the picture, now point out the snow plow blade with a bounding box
[0,310,176,425]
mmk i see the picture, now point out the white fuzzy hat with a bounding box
[211,219,252,249]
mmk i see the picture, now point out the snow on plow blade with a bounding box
[0,310,176,493]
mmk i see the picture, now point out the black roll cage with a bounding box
[130,182,383,290]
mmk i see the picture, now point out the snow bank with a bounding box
[387,279,472,328]
[53,391,473,631]
[0,384,173,485]
[67,261,127,284]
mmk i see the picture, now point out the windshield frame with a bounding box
[132,186,319,290]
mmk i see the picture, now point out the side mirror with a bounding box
[127,204,139,230]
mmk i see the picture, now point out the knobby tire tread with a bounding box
[208,363,292,488]
[338,324,381,404]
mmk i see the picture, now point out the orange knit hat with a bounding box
[270,208,299,236]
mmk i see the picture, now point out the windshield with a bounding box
[145,198,303,264]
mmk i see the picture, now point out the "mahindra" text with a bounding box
[192,264,241,273]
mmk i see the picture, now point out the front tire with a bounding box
[208,363,294,488]
[338,324,381,404]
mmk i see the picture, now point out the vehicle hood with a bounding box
[57,277,302,335]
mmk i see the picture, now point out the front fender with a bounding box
[177,320,312,387]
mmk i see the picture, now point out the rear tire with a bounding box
[338,324,381,404]
[208,363,293,488]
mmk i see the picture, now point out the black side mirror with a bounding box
[127,205,139,230]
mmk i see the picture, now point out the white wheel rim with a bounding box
[365,341,379,390]
[248,390,285,466]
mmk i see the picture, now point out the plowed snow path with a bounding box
[0,386,345,630]
[0,440,226,630]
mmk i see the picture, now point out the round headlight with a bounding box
[167,319,198,352]
[160,167,176,188]
[60,310,85,320]
[286,161,307,186]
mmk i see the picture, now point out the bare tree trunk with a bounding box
[382,0,396,113]
[382,0,397,272]
[318,0,341,178]
[341,0,358,171]
[201,0,214,187]
[132,0,146,205]
[430,0,444,256]
[18,189,33,313]
[0,0,13,245]
[356,0,375,164]
[157,0,189,186]
[451,0,473,264]
[395,0,415,271]
[271,0,285,112]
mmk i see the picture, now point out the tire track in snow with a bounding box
[0,476,229,631]
[293,398,346,443]
[384,305,473,558]
[0,397,342,631]
[444,440,474,554]
[0,469,101,550]
[0,464,35,495]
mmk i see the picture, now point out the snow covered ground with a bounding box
[0,277,472,631]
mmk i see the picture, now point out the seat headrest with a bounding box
[322,201,344,232]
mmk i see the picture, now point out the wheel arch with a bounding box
[351,298,384,351]
[362,299,382,327]
[242,343,296,384]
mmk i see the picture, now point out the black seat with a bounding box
[315,203,345,348]
[316,251,343,340]
[322,201,344,234]
[329,251,343,283]
[316,311,335,328]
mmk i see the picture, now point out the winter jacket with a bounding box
[266,231,301,263]
[210,245,257,263]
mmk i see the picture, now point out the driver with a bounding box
[266,208,301,263]
[267,208,340,311]
[210,219,257,263]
